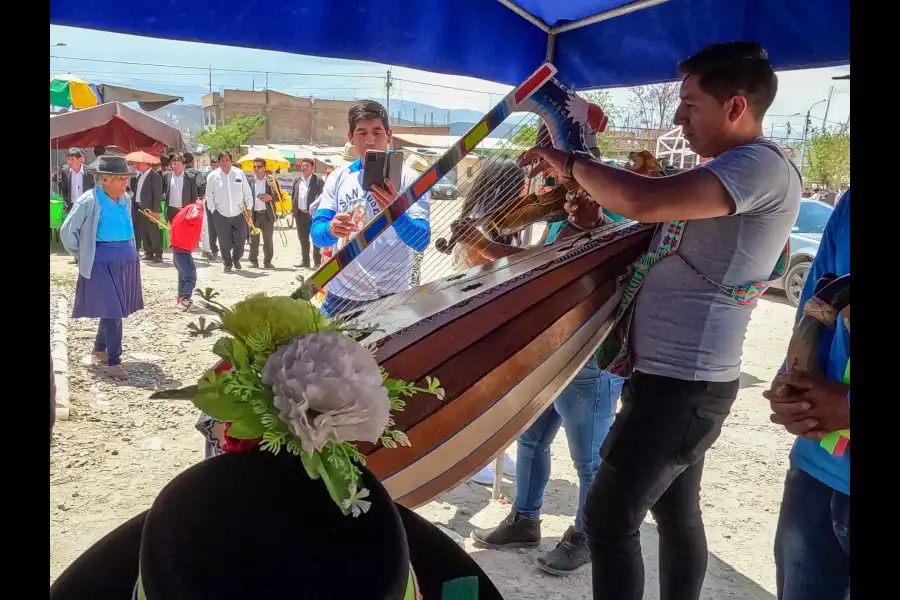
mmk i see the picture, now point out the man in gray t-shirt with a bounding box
[518,42,799,600]
[632,141,800,382]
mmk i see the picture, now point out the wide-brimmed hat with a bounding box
[49,450,502,600]
[84,156,135,177]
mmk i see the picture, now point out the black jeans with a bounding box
[212,212,248,266]
[583,371,738,600]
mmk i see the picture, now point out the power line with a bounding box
[50,55,381,77]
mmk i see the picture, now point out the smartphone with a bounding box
[361,150,404,193]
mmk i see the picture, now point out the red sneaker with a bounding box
[176,297,183,306]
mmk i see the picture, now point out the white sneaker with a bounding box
[471,454,516,486]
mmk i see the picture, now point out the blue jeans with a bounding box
[516,363,623,532]
[93,318,123,366]
[775,466,850,600]
[172,250,197,299]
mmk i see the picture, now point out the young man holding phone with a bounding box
[310,100,431,317]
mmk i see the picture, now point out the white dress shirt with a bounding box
[135,169,149,204]
[206,168,253,218]
[169,172,185,208]
[253,177,267,211]
[294,174,310,212]
[70,167,85,199]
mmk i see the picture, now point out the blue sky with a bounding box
[50,25,849,136]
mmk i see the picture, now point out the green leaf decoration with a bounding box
[212,337,235,362]
[194,372,254,421]
[227,415,267,439]
[231,338,251,370]
[149,385,198,400]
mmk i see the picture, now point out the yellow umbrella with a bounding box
[49,74,99,109]
[238,147,291,172]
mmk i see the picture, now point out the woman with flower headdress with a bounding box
[52,287,501,600]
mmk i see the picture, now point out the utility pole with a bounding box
[822,86,835,129]
[208,66,212,93]
[413,108,416,125]
[265,72,270,143]
[385,69,393,120]
[798,111,812,177]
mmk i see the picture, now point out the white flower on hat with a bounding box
[262,332,390,453]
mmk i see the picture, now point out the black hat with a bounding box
[84,156,135,177]
[49,451,502,600]
[66,148,84,158]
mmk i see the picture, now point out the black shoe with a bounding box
[142,254,153,261]
[233,260,242,270]
[471,509,541,549]
[263,262,274,269]
[535,526,591,576]
[224,264,233,273]
[249,262,259,269]
[201,251,216,260]
[153,256,163,264]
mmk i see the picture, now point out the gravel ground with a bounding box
[50,231,798,599]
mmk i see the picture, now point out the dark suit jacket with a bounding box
[162,171,199,209]
[248,176,280,225]
[292,173,324,215]
[130,170,164,213]
[58,166,95,210]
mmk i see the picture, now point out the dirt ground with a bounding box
[49,227,797,599]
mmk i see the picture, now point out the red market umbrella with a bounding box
[49,101,184,154]
[124,150,160,164]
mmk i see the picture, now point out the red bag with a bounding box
[170,201,204,252]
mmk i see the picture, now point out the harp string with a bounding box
[323,104,569,319]
[324,107,561,319]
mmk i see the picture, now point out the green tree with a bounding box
[577,89,622,127]
[196,115,266,157]
[806,127,850,189]
[510,122,537,149]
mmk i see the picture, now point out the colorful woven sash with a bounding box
[596,218,789,377]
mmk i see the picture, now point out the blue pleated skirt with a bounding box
[72,241,144,319]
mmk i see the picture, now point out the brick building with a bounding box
[201,90,355,147]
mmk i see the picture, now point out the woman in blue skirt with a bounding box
[61,156,144,379]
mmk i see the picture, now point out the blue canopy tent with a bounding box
[52,0,848,89]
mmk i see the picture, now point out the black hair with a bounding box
[66,148,84,158]
[300,157,315,166]
[92,146,106,156]
[183,152,194,165]
[253,159,266,167]
[677,41,778,119]
[170,153,185,163]
[348,100,389,133]
[463,156,526,245]
[217,151,232,161]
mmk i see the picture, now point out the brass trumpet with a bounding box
[266,173,290,247]
[243,208,261,236]
[139,208,170,231]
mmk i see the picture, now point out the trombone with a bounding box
[243,208,261,236]
[139,208,170,231]
[267,173,290,247]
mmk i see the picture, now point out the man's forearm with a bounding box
[571,159,660,221]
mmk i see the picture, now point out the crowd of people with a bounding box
[51,40,850,600]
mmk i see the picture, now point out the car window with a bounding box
[793,202,833,234]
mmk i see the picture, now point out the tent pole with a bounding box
[552,0,671,34]
[495,0,550,32]
[545,32,556,63]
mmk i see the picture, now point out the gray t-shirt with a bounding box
[631,140,801,382]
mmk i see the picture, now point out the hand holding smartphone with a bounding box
[361,150,404,192]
